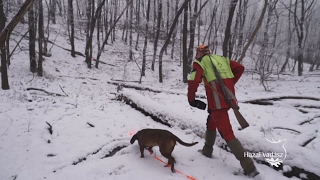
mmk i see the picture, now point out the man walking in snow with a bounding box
[187,45,259,177]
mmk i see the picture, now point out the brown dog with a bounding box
[130,128,198,173]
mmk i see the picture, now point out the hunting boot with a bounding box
[201,130,216,158]
[227,138,260,177]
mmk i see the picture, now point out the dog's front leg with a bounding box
[139,145,145,158]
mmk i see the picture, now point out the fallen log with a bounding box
[108,80,206,99]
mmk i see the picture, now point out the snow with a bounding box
[1,22,320,180]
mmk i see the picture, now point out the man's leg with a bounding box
[201,112,217,158]
[214,109,259,177]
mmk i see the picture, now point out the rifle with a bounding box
[205,55,249,130]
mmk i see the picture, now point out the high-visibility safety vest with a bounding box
[188,54,234,82]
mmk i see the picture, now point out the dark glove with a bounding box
[189,99,206,110]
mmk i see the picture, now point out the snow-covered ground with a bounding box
[1,22,320,180]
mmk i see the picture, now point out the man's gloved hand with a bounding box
[189,99,206,110]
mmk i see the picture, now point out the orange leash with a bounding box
[146,148,196,180]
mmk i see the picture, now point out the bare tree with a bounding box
[187,0,209,68]
[151,0,162,71]
[256,0,279,91]
[170,0,179,59]
[135,0,141,51]
[237,0,268,64]
[129,1,133,61]
[68,0,75,57]
[85,0,94,68]
[280,0,294,73]
[38,0,44,76]
[96,0,134,63]
[233,0,249,60]
[222,0,238,58]
[0,0,9,89]
[182,1,188,83]
[28,2,37,72]
[50,0,57,24]
[158,0,191,83]
[292,0,315,76]
[202,0,221,53]
[141,0,151,78]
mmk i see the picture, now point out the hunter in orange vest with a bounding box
[187,45,259,177]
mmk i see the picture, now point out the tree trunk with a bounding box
[151,0,162,71]
[85,0,93,68]
[293,0,315,76]
[135,0,140,51]
[170,0,179,59]
[234,0,248,60]
[182,2,188,83]
[257,1,271,71]
[129,2,133,61]
[38,0,44,76]
[222,0,238,58]
[50,0,56,24]
[187,0,198,70]
[68,0,75,57]
[0,0,9,89]
[96,0,102,50]
[56,0,62,16]
[187,0,208,68]
[84,0,107,68]
[142,0,151,77]
[28,3,37,72]
[281,0,293,73]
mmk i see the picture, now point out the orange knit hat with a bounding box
[195,44,211,59]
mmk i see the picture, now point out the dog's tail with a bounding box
[130,133,138,144]
[174,135,198,147]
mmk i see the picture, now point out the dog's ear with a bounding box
[130,133,137,144]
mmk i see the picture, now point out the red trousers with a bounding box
[207,109,235,142]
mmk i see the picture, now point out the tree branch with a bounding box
[0,0,36,48]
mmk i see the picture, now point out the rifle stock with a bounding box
[233,109,249,129]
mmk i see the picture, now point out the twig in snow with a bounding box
[301,136,316,147]
[87,122,95,127]
[1,129,8,136]
[273,127,301,134]
[27,87,67,97]
[299,115,320,125]
[27,118,31,132]
[59,85,68,97]
[12,175,18,180]
[46,122,53,135]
